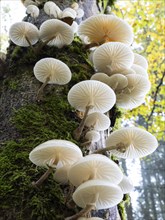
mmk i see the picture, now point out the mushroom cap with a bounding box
[131,64,148,78]
[78,14,133,45]
[90,73,109,85]
[76,8,84,19]
[23,0,37,7]
[33,57,72,84]
[61,8,77,19]
[119,68,136,76]
[73,179,123,209]
[85,130,100,142]
[39,19,74,48]
[93,42,134,74]
[9,21,39,47]
[71,21,78,34]
[116,93,145,109]
[124,74,151,96]
[85,112,111,131]
[67,80,116,113]
[71,2,79,10]
[26,5,39,18]
[118,175,134,194]
[53,164,71,184]
[44,1,62,18]
[134,53,148,70]
[108,74,128,90]
[105,127,158,159]
[0,52,6,61]
[29,139,82,168]
[68,154,123,187]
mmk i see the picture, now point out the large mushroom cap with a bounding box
[105,127,158,159]
[39,19,74,48]
[93,42,134,74]
[78,14,133,45]
[26,5,39,18]
[134,53,148,70]
[67,80,116,113]
[73,179,123,209]
[68,154,123,187]
[29,139,82,167]
[119,175,134,194]
[9,21,39,47]
[85,112,111,131]
[33,57,72,84]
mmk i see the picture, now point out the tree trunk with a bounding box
[0,1,122,219]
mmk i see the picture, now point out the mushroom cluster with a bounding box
[18,2,159,219]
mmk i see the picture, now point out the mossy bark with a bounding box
[0,1,123,220]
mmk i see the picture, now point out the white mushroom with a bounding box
[78,14,134,46]
[53,164,71,184]
[26,5,39,18]
[108,74,128,91]
[93,42,134,75]
[9,21,39,48]
[82,130,100,146]
[44,1,62,18]
[118,175,134,194]
[23,0,37,7]
[90,72,109,85]
[39,19,74,48]
[29,139,82,186]
[33,57,72,100]
[99,127,159,159]
[68,154,123,187]
[131,64,148,78]
[67,80,116,139]
[85,112,111,131]
[61,8,77,19]
[134,53,148,70]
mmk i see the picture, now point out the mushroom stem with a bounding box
[65,204,95,220]
[25,36,36,53]
[36,76,50,101]
[36,36,56,53]
[73,105,92,141]
[94,145,117,154]
[32,167,53,187]
[80,140,91,147]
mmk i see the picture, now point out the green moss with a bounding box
[118,194,131,220]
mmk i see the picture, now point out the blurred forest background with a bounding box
[0,0,164,219]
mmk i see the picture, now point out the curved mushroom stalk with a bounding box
[32,166,53,187]
[36,76,50,101]
[65,204,95,220]
[94,142,128,154]
[25,36,36,53]
[35,35,56,54]
[73,105,93,140]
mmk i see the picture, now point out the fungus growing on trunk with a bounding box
[44,1,62,18]
[78,14,133,46]
[39,19,74,48]
[93,42,134,75]
[96,127,158,159]
[68,154,123,187]
[118,175,134,194]
[67,80,116,140]
[33,57,72,101]
[9,21,39,51]
[26,5,39,18]
[66,180,123,219]
[29,139,82,187]
[81,130,100,146]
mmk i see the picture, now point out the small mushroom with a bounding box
[26,5,39,18]
[44,1,62,18]
[9,21,39,50]
[81,130,100,146]
[90,72,109,85]
[108,74,128,91]
[85,112,111,131]
[78,14,134,46]
[33,57,72,101]
[23,0,37,7]
[134,53,148,70]
[93,42,134,75]
[96,127,158,159]
[29,139,82,187]
[67,80,116,140]
[118,175,134,194]
[68,154,123,187]
[39,19,74,48]
[53,164,71,184]
[61,8,77,19]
